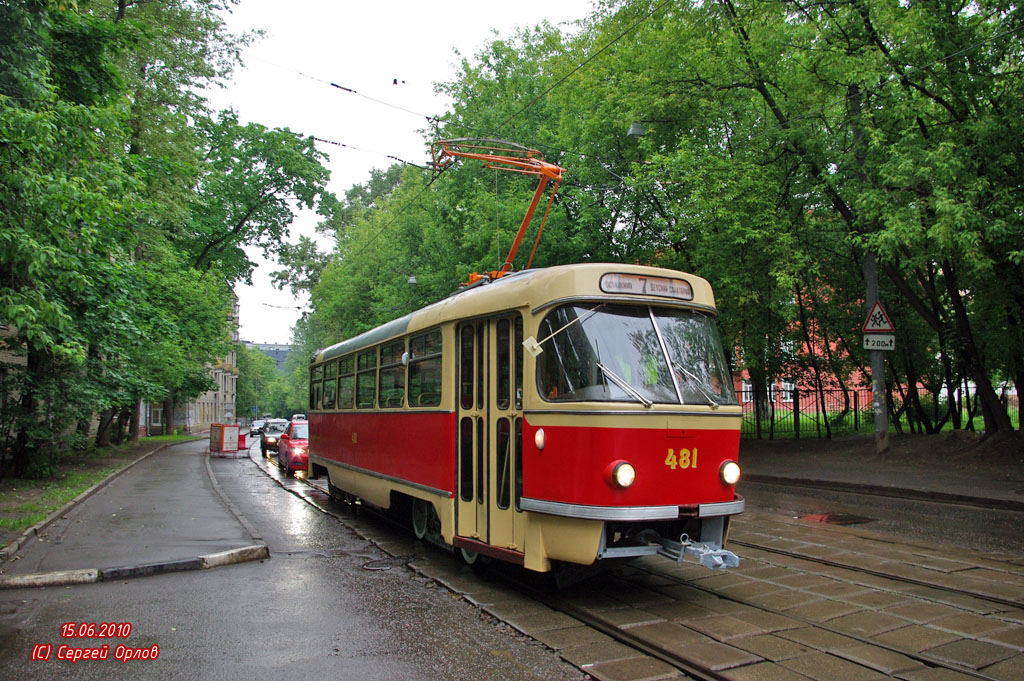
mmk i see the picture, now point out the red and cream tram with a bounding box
[308,263,742,574]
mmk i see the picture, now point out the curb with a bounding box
[743,474,1024,513]
[205,452,263,542]
[0,545,270,590]
[0,439,201,564]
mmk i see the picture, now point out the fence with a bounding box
[741,385,1020,439]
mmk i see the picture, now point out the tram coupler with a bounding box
[657,534,739,570]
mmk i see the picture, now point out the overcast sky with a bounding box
[207,0,595,345]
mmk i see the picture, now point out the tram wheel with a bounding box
[459,547,479,565]
[411,498,430,540]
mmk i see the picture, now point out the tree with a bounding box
[0,1,335,475]
[236,344,277,419]
[187,110,332,285]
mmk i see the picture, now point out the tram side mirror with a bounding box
[523,336,543,357]
[401,352,409,366]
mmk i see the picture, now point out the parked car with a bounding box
[260,419,289,455]
[291,413,306,420]
[277,420,309,477]
[249,419,266,437]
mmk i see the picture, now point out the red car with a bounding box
[276,420,309,477]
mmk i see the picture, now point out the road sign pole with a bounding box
[863,253,890,454]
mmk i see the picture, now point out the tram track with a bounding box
[742,475,1024,514]
[246,448,1023,681]
[730,537,1024,610]
[497,575,737,681]
[614,559,1010,681]
[484,550,1017,681]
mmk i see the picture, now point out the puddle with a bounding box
[798,512,874,525]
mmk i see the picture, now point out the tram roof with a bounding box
[312,263,716,364]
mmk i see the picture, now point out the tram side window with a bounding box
[496,417,511,510]
[476,326,485,409]
[459,417,473,502]
[336,356,355,409]
[310,365,323,410]
[309,380,322,411]
[379,340,406,408]
[408,330,442,407]
[322,360,338,409]
[497,319,511,410]
[459,326,474,410]
[356,350,377,409]
[515,316,523,410]
[514,417,523,511]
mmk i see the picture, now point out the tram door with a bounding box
[487,315,524,552]
[456,322,487,542]
[455,317,524,552]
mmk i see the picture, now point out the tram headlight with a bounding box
[720,460,741,486]
[612,461,636,489]
[534,428,546,451]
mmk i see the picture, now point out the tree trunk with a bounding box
[163,389,175,436]
[12,348,43,476]
[942,260,1013,433]
[751,372,769,440]
[112,407,130,446]
[95,409,115,447]
[795,285,831,440]
[129,398,141,442]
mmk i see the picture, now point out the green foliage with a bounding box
[0,0,333,476]
[235,344,278,418]
[290,0,1022,436]
[187,110,332,284]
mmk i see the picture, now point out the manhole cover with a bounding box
[798,512,874,525]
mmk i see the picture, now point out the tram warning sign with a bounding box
[862,301,895,333]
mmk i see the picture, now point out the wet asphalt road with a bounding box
[740,480,1024,557]
[0,445,585,681]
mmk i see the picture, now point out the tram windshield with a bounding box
[537,304,737,406]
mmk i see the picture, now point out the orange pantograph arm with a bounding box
[431,139,564,280]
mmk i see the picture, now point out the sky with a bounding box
[207,0,596,345]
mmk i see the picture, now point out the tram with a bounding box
[307,262,743,574]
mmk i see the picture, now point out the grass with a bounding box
[136,434,201,443]
[0,436,198,540]
[742,409,1019,439]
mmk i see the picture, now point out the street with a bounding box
[0,441,584,681]
[4,438,1024,681]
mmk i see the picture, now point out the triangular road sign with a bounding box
[863,301,895,333]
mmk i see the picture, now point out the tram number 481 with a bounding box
[665,448,697,470]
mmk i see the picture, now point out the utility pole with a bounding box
[863,253,890,454]
[851,82,889,455]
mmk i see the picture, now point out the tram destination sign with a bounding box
[863,334,895,351]
[600,273,693,300]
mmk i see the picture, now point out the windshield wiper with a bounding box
[596,362,653,408]
[672,363,720,409]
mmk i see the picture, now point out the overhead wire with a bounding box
[244,54,438,123]
[271,5,1023,278]
[340,0,676,265]
[310,136,426,168]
